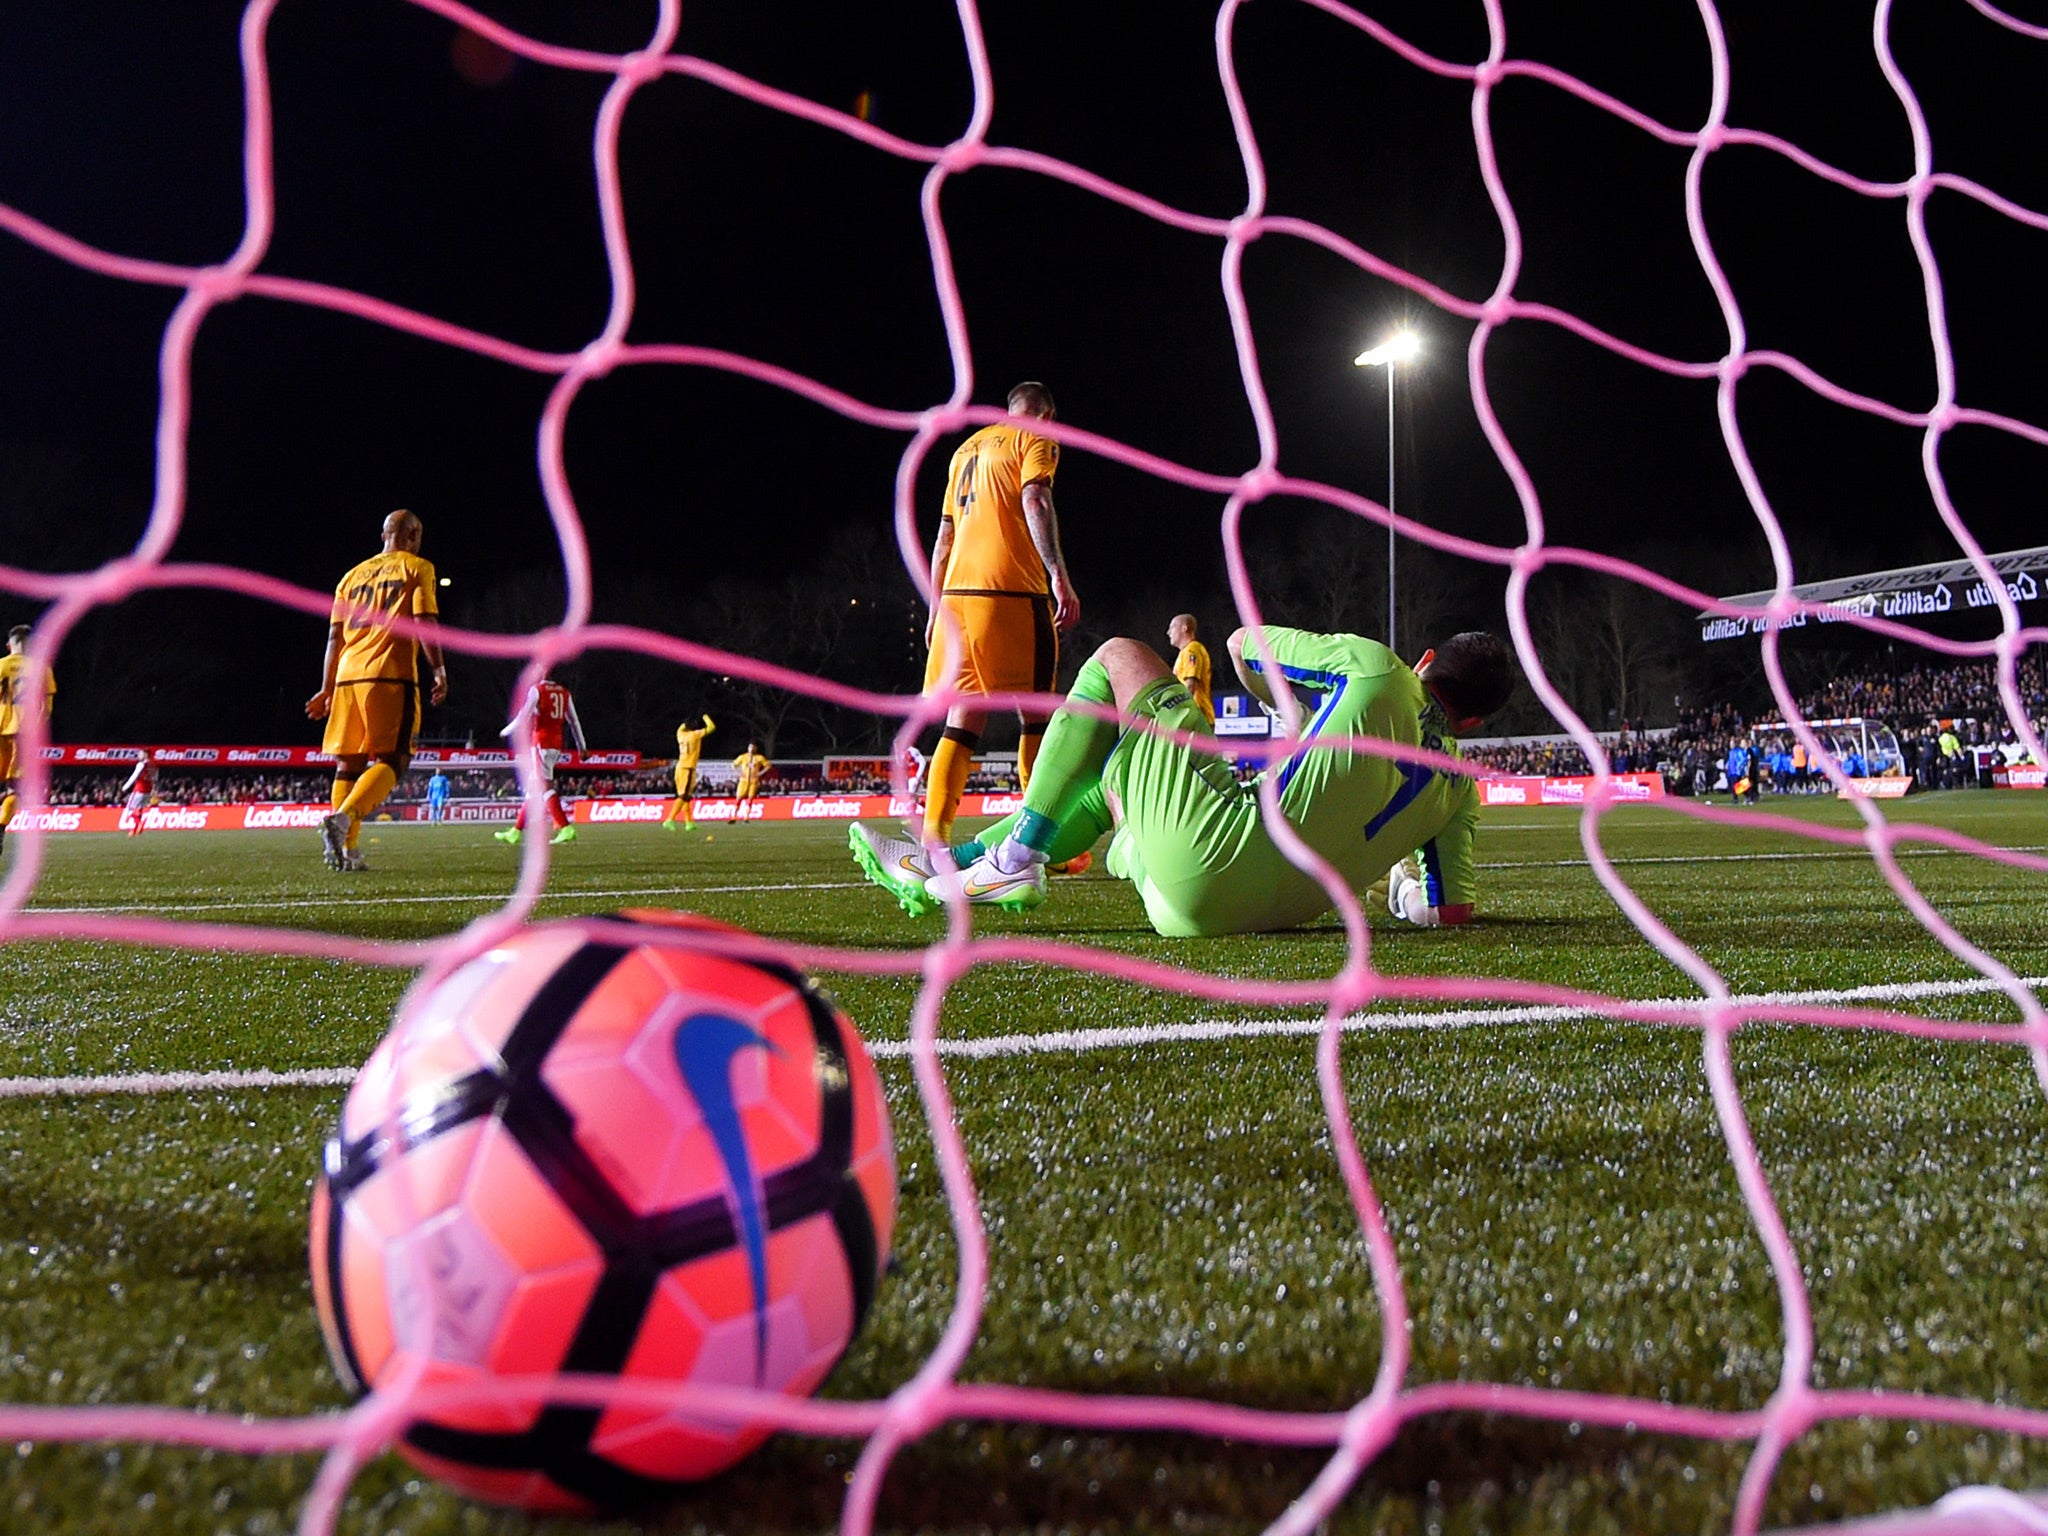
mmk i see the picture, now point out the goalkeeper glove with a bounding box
[1387,860,1440,928]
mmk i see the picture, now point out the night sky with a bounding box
[1,1,2043,748]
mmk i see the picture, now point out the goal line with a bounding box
[0,971,2038,1099]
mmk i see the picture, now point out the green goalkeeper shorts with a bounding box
[1100,678,1323,936]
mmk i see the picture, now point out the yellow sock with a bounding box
[340,762,397,831]
[1018,731,1043,792]
[0,792,15,831]
[923,736,975,844]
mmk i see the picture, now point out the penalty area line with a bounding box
[2,975,2041,1099]
[864,972,2048,1062]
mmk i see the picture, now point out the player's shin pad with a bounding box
[1017,658,1116,822]
[341,762,396,821]
[922,735,975,844]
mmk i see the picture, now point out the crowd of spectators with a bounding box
[1795,651,2048,726]
[41,758,1027,807]
[32,651,2048,809]
[821,762,1023,795]
[1460,734,1658,778]
[1663,654,2048,799]
[1665,654,2048,750]
[44,765,674,807]
[1455,652,2047,798]
[48,769,334,807]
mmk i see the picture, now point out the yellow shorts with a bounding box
[922,592,1058,707]
[322,679,419,759]
[673,764,698,798]
[0,736,15,782]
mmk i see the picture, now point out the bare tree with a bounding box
[1526,568,1691,730]
[1236,503,1483,661]
[1241,506,1381,636]
[668,525,921,755]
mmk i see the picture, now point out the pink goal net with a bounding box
[1,1,2045,1532]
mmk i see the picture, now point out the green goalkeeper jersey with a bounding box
[1101,628,1478,936]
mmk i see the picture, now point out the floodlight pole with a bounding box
[1354,329,1419,656]
[1384,363,1396,653]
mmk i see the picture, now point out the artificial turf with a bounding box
[0,790,2043,1534]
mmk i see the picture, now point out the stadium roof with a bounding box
[1698,545,2048,643]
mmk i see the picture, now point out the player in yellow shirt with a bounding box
[852,383,1081,893]
[0,625,56,855]
[305,510,448,871]
[662,713,715,830]
[1169,613,1215,726]
[732,743,771,815]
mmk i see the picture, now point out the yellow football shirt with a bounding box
[0,653,55,736]
[675,715,715,769]
[1174,639,1215,723]
[332,551,439,683]
[733,751,769,793]
[939,422,1060,596]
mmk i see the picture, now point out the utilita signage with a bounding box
[1699,547,2048,643]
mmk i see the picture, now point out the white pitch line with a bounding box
[0,1067,358,1100]
[865,973,2048,1060]
[26,879,866,916]
[1485,843,2048,871]
[1,975,2040,1099]
[25,840,2042,917]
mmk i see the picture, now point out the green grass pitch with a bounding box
[0,793,2044,1535]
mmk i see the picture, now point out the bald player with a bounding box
[1168,612,1215,726]
[850,382,1080,893]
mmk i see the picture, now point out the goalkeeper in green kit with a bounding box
[849,624,1514,936]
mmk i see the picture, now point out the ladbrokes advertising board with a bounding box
[6,793,1028,832]
[572,793,1022,825]
[1476,773,1665,807]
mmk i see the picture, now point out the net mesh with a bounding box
[2,1,2046,1532]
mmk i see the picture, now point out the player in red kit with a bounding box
[493,675,586,846]
[120,756,157,837]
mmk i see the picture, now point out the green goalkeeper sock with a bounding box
[1012,809,1060,855]
[962,783,1109,869]
[1021,656,1116,818]
[969,658,1119,864]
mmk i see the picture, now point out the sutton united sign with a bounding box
[1698,547,2048,643]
